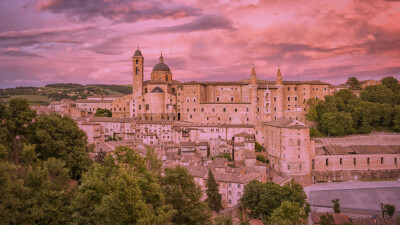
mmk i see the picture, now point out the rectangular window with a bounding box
[340,158,342,165]
[353,158,356,165]
[295,87,297,91]
[294,96,298,101]
[146,104,149,110]
[223,107,226,112]
[201,108,204,112]
[367,158,370,164]
[274,97,277,102]
[381,157,384,164]
[288,97,291,101]
[288,87,290,91]
[326,158,329,166]
[231,97,234,102]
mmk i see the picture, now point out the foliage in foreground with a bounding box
[240,179,310,223]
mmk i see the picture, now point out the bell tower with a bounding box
[132,48,144,99]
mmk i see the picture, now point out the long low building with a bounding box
[312,144,399,181]
[262,118,400,185]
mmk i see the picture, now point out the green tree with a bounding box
[360,85,395,105]
[384,204,395,218]
[345,77,361,90]
[319,112,354,136]
[0,162,33,224]
[332,199,340,213]
[206,169,223,213]
[5,98,36,137]
[213,215,233,225]
[72,149,175,224]
[255,142,264,152]
[28,113,92,180]
[382,76,399,94]
[393,106,400,132]
[241,180,308,220]
[305,98,321,121]
[161,165,211,224]
[256,155,266,163]
[319,213,334,225]
[93,148,107,163]
[20,143,39,167]
[95,108,112,117]
[268,201,307,225]
[145,146,162,175]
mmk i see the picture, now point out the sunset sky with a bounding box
[1,0,400,88]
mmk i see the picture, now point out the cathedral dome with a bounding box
[152,54,170,72]
[134,49,142,57]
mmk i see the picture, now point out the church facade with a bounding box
[111,49,331,125]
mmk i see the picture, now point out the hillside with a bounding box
[0,83,132,105]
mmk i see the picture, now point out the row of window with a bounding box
[310,157,398,169]
[286,86,328,91]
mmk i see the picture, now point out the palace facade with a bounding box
[111,49,331,124]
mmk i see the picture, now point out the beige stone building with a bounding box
[75,99,113,113]
[112,49,331,125]
[263,119,400,185]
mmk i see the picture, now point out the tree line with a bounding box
[0,98,223,224]
[306,76,400,136]
[1,98,310,224]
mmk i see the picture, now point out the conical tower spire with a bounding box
[276,65,282,85]
[250,63,257,85]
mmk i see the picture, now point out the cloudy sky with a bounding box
[1,0,400,88]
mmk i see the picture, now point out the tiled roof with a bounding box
[234,132,254,138]
[243,150,256,159]
[263,118,309,129]
[90,117,136,123]
[76,100,113,103]
[214,158,228,168]
[319,145,399,155]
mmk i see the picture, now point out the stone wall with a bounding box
[311,169,400,182]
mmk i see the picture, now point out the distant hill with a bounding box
[0,83,132,105]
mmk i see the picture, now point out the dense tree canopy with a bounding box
[306,79,400,136]
[94,108,112,117]
[71,146,176,225]
[345,77,361,90]
[1,98,217,224]
[161,165,212,225]
[241,180,309,222]
[28,113,92,180]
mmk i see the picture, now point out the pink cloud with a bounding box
[0,0,399,88]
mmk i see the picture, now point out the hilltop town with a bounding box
[26,51,400,214]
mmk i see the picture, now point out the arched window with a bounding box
[136,59,139,64]
[136,68,139,75]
